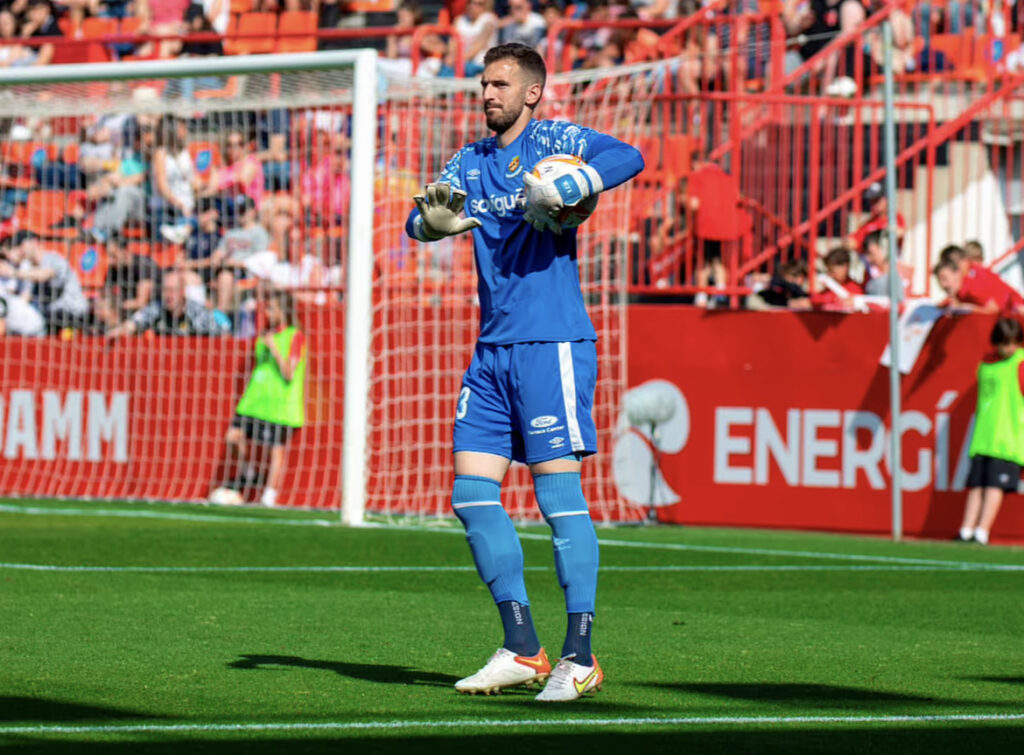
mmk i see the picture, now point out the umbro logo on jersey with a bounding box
[505,156,523,179]
[467,168,481,181]
[549,436,566,449]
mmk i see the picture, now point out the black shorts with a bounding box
[967,455,1022,492]
[231,415,296,447]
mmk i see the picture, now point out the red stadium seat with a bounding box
[189,142,224,179]
[275,11,317,54]
[1,141,56,166]
[81,17,118,38]
[228,12,276,56]
[70,241,109,291]
[21,190,69,234]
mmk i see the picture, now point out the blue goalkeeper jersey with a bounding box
[405,118,644,345]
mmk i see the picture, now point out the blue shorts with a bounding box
[453,341,598,464]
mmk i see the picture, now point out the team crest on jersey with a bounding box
[505,156,522,179]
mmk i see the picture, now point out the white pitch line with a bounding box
[0,503,336,528]
[0,562,1013,574]
[4,502,1023,572]
[3,712,1023,737]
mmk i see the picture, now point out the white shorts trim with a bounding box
[557,342,585,452]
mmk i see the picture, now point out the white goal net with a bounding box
[0,52,658,524]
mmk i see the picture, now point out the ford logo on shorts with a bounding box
[531,415,558,429]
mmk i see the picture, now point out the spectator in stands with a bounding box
[576,0,613,62]
[964,239,985,263]
[846,181,906,251]
[174,206,224,298]
[783,0,867,88]
[151,114,200,233]
[862,229,909,301]
[383,2,447,76]
[499,0,546,49]
[811,246,865,310]
[0,285,45,335]
[200,0,229,36]
[755,259,812,308]
[0,230,90,332]
[205,195,270,314]
[450,0,499,76]
[955,317,1024,545]
[934,245,1024,314]
[300,131,350,229]
[676,0,720,97]
[135,0,191,57]
[207,127,265,214]
[170,2,225,100]
[106,269,228,338]
[865,0,915,75]
[208,290,306,507]
[20,0,60,66]
[0,9,35,67]
[0,237,44,335]
[93,231,162,329]
[86,124,149,242]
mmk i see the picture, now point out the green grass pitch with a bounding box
[1,498,1023,753]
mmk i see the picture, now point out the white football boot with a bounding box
[454,648,552,695]
[535,655,603,702]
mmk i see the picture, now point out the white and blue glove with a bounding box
[412,183,482,241]
[522,165,603,233]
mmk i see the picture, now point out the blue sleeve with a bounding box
[405,146,469,241]
[551,121,645,192]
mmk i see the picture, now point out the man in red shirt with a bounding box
[847,182,906,251]
[934,247,1024,314]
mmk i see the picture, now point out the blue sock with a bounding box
[496,600,541,656]
[451,475,536,650]
[534,472,599,664]
[562,612,594,666]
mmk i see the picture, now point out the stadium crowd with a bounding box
[2,0,1024,338]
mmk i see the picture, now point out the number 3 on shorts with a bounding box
[455,387,471,419]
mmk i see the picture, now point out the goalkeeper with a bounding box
[405,42,643,702]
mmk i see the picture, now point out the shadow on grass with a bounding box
[3,727,1024,754]
[637,682,949,708]
[0,697,155,723]
[228,654,458,687]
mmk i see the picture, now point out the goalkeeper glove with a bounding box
[412,183,482,241]
[522,166,604,233]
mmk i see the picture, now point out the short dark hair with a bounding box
[483,43,547,90]
[779,259,807,278]
[964,239,984,258]
[939,244,965,264]
[863,229,886,252]
[933,257,959,276]
[824,247,850,267]
[990,317,1023,347]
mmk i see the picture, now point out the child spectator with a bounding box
[956,317,1024,545]
[964,239,985,263]
[757,259,811,308]
[208,195,271,314]
[811,246,865,310]
[934,245,1024,314]
[208,290,306,507]
[862,230,910,301]
[847,182,906,252]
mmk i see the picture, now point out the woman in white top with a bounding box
[150,114,200,228]
[451,0,498,75]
